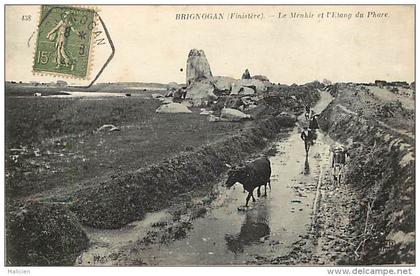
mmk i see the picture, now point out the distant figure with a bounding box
[304,155,310,175]
[173,88,184,101]
[301,127,314,156]
[304,105,311,121]
[309,115,319,130]
[181,87,187,99]
[242,69,251,80]
[331,146,347,184]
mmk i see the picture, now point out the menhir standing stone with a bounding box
[186,49,213,85]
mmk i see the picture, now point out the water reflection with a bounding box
[304,156,310,175]
[225,204,270,254]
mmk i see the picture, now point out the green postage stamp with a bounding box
[33,6,96,79]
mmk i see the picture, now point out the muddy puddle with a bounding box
[76,210,171,265]
[135,131,331,265]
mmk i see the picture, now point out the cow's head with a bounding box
[226,166,246,189]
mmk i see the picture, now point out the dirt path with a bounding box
[76,91,335,266]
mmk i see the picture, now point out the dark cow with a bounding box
[226,157,271,207]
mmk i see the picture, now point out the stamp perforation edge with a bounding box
[31,5,101,81]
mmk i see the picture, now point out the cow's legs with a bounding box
[251,190,256,202]
[268,179,271,190]
[245,188,256,207]
[338,166,342,184]
[245,192,251,207]
[264,184,267,197]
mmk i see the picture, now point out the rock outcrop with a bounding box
[241,69,251,80]
[252,75,270,82]
[184,49,216,106]
[212,76,236,94]
[182,49,270,107]
[231,79,269,94]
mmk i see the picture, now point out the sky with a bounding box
[5,5,415,85]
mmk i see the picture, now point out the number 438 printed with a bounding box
[22,15,31,21]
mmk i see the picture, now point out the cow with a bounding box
[226,157,271,207]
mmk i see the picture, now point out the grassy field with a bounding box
[5,81,322,200]
[6,93,246,198]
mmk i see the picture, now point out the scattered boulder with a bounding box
[97,124,120,132]
[375,80,388,87]
[186,49,213,85]
[172,88,185,101]
[166,82,180,97]
[220,108,252,121]
[199,108,214,115]
[185,80,217,107]
[238,87,256,95]
[252,75,270,82]
[409,81,415,90]
[231,79,269,94]
[156,102,192,113]
[241,96,253,105]
[214,96,244,110]
[212,76,236,94]
[322,79,333,86]
[152,93,164,99]
[245,104,258,111]
[159,97,173,104]
[180,101,193,108]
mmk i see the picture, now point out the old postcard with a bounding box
[4,4,415,270]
